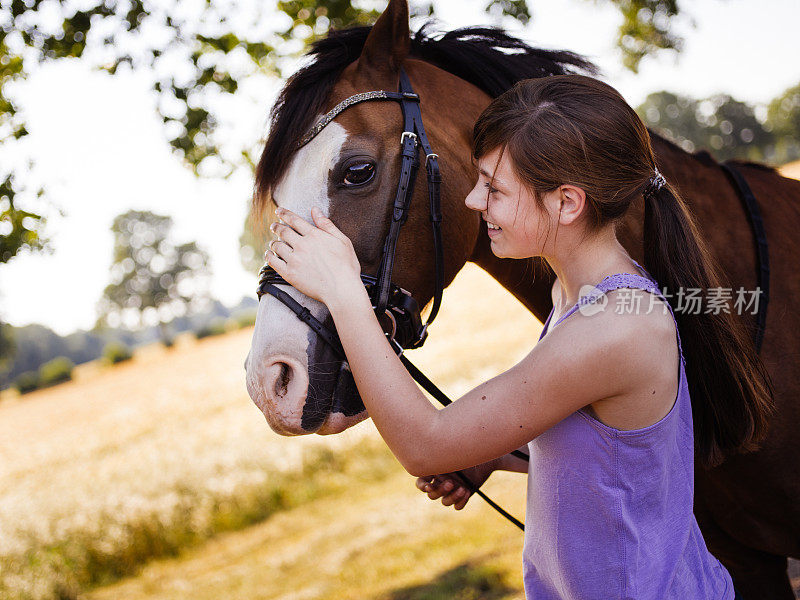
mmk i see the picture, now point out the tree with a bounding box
[0,0,697,268]
[766,83,800,164]
[0,318,14,374]
[97,210,211,340]
[636,91,776,163]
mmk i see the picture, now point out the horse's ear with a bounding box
[356,0,410,76]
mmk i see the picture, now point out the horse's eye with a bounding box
[343,162,375,186]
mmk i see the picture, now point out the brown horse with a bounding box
[244,0,800,596]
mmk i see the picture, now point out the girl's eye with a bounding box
[343,162,376,186]
[484,182,499,194]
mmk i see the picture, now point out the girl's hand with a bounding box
[267,207,362,307]
[415,459,498,511]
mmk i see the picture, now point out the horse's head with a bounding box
[244,0,488,435]
[244,0,597,435]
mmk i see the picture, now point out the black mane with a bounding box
[254,23,598,211]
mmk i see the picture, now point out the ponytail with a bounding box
[642,176,775,468]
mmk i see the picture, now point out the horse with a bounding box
[244,0,800,596]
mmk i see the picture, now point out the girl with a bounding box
[265,74,773,599]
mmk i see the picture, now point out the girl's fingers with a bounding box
[275,207,315,236]
[441,486,466,507]
[416,475,471,510]
[271,222,302,246]
[427,477,455,499]
[266,248,287,269]
[454,492,471,510]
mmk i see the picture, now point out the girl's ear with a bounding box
[557,185,587,225]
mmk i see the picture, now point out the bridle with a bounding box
[256,68,527,531]
[258,68,444,357]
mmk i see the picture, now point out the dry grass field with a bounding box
[0,263,542,599]
[781,159,800,180]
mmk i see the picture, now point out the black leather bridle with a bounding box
[256,68,527,530]
[258,68,444,357]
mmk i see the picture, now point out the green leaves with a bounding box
[0,173,45,264]
[636,85,800,165]
[613,0,682,73]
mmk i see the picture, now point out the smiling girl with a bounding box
[265,74,773,599]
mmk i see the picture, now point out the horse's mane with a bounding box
[254,23,598,212]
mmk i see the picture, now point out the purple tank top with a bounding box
[523,260,734,599]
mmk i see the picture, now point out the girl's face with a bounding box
[464,146,557,259]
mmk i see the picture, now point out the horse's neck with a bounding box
[468,234,556,323]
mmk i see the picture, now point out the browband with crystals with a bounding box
[297,90,413,148]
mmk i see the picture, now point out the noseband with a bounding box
[256,68,527,531]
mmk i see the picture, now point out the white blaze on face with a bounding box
[246,121,348,425]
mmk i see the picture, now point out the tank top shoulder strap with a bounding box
[538,259,685,364]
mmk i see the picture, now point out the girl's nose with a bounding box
[464,185,486,212]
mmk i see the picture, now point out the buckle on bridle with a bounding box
[425,153,438,165]
[387,335,404,357]
[401,131,418,146]
[378,307,398,341]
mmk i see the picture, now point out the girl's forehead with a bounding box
[476,147,516,187]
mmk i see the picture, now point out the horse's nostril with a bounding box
[264,355,307,402]
[273,362,291,398]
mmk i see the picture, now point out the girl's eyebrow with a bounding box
[478,167,507,188]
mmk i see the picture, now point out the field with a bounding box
[4,172,800,597]
[0,263,541,599]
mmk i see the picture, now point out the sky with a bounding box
[2,0,799,335]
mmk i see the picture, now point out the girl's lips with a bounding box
[487,226,501,237]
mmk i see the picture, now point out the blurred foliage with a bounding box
[0,0,696,268]
[0,296,256,390]
[97,210,211,338]
[0,319,14,372]
[239,210,269,274]
[766,83,800,164]
[13,370,38,394]
[38,355,74,387]
[193,316,228,339]
[102,340,133,364]
[614,0,681,72]
[231,307,257,328]
[0,172,46,264]
[636,85,800,164]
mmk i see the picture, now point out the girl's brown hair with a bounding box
[473,74,774,468]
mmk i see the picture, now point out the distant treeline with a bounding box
[0,296,257,391]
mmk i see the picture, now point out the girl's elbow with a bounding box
[398,449,442,478]
[400,455,431,478]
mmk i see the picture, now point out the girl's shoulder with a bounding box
[583,289,681,430]
[541,286,680,430]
